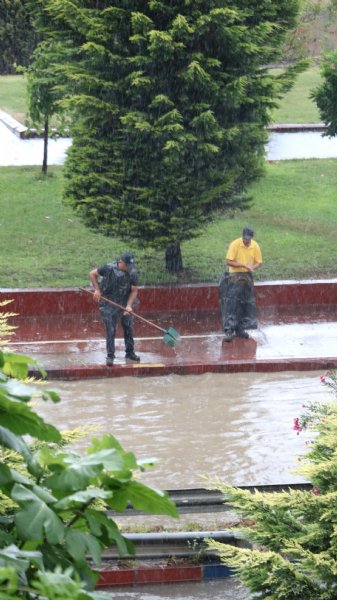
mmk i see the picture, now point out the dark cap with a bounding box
[242,227,254,240]
[120,251,136,270]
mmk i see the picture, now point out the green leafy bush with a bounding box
[0,346,177,598]
[207,371,337,600]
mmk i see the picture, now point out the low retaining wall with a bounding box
[96,562,232,587]
[1,279,337,316]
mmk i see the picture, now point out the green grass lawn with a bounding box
[271,65,322,124]
[0,75,27,123]
[1,160,337,288]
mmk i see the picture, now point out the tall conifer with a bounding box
[30,0,303,271]
[0,0,36,73]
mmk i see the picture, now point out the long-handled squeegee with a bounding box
[80,288,181,348]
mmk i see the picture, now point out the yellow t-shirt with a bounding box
[226,237,262,273]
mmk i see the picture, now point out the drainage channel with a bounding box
[95,483,312,589]
[108,483,311,517]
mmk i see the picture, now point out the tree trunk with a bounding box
[42,116,48,175]
[165,241,183,273]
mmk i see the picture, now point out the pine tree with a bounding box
[29,0,303,272]
[26,41,69,174]
[0,0,36,73]
[313,50,337,136]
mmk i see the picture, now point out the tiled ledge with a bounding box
[0,109,325,139]
[0,110,67,139]
[28,356,337,381]
[0,109,27,138]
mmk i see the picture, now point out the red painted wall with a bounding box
[1,280,337,316]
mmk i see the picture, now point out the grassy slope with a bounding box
[271,65,322,124]
[1,160,337,287]
[179,158,337,283]
[0,75,26,123]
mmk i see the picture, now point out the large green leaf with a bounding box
[88,435,157,471]
[2,352,46,379]
[88,435,138,470]
[65,529,102,564]
[44,466,102,495]
[41,388,61,403]
[45,449,125,494]
[0,393,61,441]
[109,480,178,517]
[12,484,64,544]
[0,544,44,572]
[0,530,14,548]
[88,434,125,453]
[31,566,105,599]
[1,380,33,402]
[45,463,103,495]
[0,426,32,462]
[3,378,60,405]
[30,483,58,505]
[38,446,69,468]
[0,464,31,486]
[55,488,110,510]
[85,511,132,557]
[0,465,56,510]
[84,448,126,472]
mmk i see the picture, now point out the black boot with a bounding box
[125,351,140,362]
[223,329,235,342]
[236,330,249,339]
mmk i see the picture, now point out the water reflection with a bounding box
[35,371,328,489]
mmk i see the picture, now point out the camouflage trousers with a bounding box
[99,302,135,358]
[219,272,258,333]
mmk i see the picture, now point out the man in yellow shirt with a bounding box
[220,227,262,341]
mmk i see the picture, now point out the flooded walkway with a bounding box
[7,305,337,378]
[4,279,337,379]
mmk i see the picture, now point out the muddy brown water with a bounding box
[109,578,248,599]
[34,371,328,489]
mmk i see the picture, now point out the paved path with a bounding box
[268,129,337,160]
[0,118,71,166]
[2,113,337,164]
